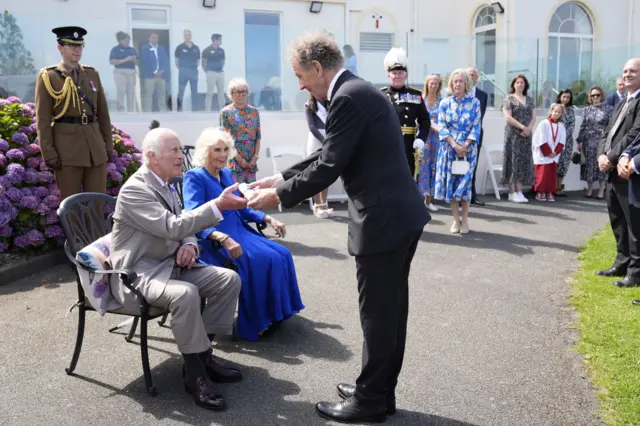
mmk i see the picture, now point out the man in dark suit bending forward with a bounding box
[247,32,430,423]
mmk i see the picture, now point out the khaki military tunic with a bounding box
[35,62,113,168]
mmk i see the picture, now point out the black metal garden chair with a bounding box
[57,192,166,396]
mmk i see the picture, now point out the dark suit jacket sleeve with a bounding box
[277,95,364,207]
[609,103,640,164]
[604,94,616,108]
[415,96,431,142]
[478,89,488,120]
[598,103,620,157]
[305,105,325,143]
[632,152,640,173]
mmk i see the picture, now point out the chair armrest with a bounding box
[65,243,138,284]
[256,222,267,237]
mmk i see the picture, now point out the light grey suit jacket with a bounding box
[109,165,219,306]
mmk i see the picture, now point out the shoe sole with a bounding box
[337,389,396,415]
[316,408,386,424]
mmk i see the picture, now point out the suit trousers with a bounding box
[113,68,136,112]
[354,232,421,401]
[55,163,107,201]
[151,265,241,354]
[471,130,484,199]
[205,71,226,111]
[142,78,167,112]
[607,181,640,277]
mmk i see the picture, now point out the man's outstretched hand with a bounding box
[214,183,248,211]
[247,188,280,210]
[247,173,284,190]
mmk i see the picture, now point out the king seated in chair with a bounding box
[108,127,248,411]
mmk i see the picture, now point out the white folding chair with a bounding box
[480,144,505,200]
[269,145,313,212]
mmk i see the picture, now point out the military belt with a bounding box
[55,115,96,125]
[401,125,417,135]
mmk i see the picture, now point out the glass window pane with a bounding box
[549,15,561,32]
[547,37,559,87]
[476,29,496,75]
[131,8,168,24]
[559,37,580,89]
[244,12,281,110]
[581,39,593,81]
[555,3,571,21]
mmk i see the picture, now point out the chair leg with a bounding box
[158,313,170,328]
[65,304,86,375]
[125,317,139,342]
[140,318,157,396]
[108,317,135,333]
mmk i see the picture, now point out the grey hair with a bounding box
[141,128,179,166]
[446,69,474,95]
[227,77,249,99]
[289,31,344,71]
[192,127,237,168]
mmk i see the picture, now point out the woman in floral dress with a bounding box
[418,74,443,212]
[434,69,482,234]
[576,86,614,199]
[501,74,536,203]
[555,89,576,196]
[220,77,261,183]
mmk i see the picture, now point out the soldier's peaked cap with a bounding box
[52,26,87,45]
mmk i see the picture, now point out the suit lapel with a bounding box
[328,70,353,107]
[141,166,175,213]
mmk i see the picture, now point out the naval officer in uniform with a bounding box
[35,26,113,201]
[380,47,430,180]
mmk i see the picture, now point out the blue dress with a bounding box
[434,92,482,203]
[183,167,304,340]
[417,98,441,196]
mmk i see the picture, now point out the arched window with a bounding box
[474,6,497,78]
[547,2,594,90]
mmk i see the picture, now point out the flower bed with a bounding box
[0,96,142,253]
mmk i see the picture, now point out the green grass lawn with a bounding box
[571,227,640,425]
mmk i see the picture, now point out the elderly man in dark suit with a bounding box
[596,58,640,288]
[467,67,489,206]
[247,31,430,423]
[605,77,627,108]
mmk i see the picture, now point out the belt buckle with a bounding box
[81,114,88,125]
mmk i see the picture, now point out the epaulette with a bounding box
[380,86,388,91]
[81,64,95,70]
[407,86,422,93]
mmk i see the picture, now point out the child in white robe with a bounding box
[532,103,566,201]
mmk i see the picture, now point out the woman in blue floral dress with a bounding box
[434,69,482,234]
[220,77,261,183]
[418,74,443,212]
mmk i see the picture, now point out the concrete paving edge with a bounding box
[0,250,68,286]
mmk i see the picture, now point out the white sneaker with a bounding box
[508,193,518,202]
[426,203,439,212]
[517,192,529,203]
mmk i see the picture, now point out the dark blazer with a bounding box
[605,92,623,109]
[277,71,430,256]
[598,94,640,184]
[475,87,488,121]
[304,103,325,143]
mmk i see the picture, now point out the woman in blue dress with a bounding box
[183,127,304,341]
[434,69,482,234]
[418,74,443,212]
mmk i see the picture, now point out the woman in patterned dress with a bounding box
[434,69,482,234]
[501,74,536,203]
[418,74,443,212]
[555,89,576,196]
[576,86,614,199]
[220,77,262,183]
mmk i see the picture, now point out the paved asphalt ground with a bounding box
[0,193,609,426]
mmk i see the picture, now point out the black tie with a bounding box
[321,99,329,109]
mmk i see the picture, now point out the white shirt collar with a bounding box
[149,168,167,187]
[628,89,640,100]
[327,68,347,101]
[471,86,476,96]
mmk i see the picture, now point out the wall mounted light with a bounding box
[490,2,504,13]
[310,1,323,13]
[203,0,216,8]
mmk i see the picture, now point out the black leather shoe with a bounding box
[184,376,226,411]
[613,276,640,288]
[596,267,627,277]
[471,198,485,206]
[336,383,396,415]
[316,396,386,423]
[205,357,243,383]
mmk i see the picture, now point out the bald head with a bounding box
[142,128,184,181]
[467,67,478,85]
[623,58,640,93]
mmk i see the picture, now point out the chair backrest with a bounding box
[57,192,117,257]
[182,145,195,174]
[269,145,306,174]
[484,144,504,170]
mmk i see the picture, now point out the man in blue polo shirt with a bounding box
[139,32,170,112]
[175,29,201,112]
[202,34,226,111]
[109,31,138,112]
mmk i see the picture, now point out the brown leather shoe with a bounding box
[184,376,226,411]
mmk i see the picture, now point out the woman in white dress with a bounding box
[304,94,333,218]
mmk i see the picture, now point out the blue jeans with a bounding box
[178,67,198,111]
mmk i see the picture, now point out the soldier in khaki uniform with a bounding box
[35,26,113,201]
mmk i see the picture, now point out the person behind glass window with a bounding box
[304,93,333,218]
[109,31,137,112]
[202,34,226,111]
[139,32,170,112]
[175,29,200,112]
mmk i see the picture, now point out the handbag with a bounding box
[571,151,586,165]
[451,156,470,175]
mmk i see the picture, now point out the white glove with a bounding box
[412,139,425,150]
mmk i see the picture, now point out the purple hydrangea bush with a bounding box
[0,97,142,253]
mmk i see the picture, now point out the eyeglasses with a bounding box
[590,93,602,98]
[233,90,248,95]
